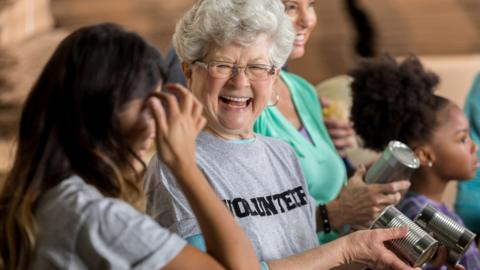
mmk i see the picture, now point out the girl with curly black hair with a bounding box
[350,55,480,269]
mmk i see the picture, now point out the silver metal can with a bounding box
[414,204,477,266]
[370,205,439,267]
[365,141,420,184]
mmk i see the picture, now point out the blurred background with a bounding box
[1,0,480,207]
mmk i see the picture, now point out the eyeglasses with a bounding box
[194,60,276,81]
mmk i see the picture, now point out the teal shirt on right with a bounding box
[254,71,347,242]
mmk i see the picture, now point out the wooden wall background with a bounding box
[1,0,480,206]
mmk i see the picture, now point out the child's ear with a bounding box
[414,145,435,167]
[181,62,193,88]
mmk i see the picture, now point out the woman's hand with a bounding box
[148,83,206,171]
[323,117,355,157]
[328,167,411,229]
[429,246,465,270]
[320,97,355,157]
[341,227,419,270]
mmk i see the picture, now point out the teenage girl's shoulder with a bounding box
[36,175,103,216]
[35,174,186,265]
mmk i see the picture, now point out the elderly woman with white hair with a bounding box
[145,0,416,269]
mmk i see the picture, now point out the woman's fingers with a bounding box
[348,228,414,270]
[346,166,366,186]
[324,117,355,154]
[192,98,204,119]
[325,121,355,137]
[164,83,194,114]
[375,192,402,206]
[150,84,205,136]
[319,96,332,108]
[380,250,413,270]
[332,137,354,149]
[377,227,408,242]
[372,180,411,195]
[148,96,168,137]
[375,228,413,269]
[353,165,366,178]
[161,92,181,118]
[196,116,207,133]
[193,100,206,132]
[164,83,205,133]
[430,245,448,267]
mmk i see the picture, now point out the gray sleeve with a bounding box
[144,155,201,238]
[76,199,187,270]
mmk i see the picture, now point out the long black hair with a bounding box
[0,23,166,269]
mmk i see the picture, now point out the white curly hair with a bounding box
[173,0,295,68]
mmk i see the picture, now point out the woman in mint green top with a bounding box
[254,0,411,243]
[254,70,346,204]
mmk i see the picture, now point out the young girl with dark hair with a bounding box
[350,55,480,269]
[0,23,259,270]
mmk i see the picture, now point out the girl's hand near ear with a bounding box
[148,83,206,171]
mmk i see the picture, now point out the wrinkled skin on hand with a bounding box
[429,246,465,270]
[342,227,420,270]
[329,166,411,229]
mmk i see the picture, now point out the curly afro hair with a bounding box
[349,55,449,151]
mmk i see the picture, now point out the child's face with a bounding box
[429,104,478,181]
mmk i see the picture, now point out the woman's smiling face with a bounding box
[283,0,317,60]
[184,36,277,139]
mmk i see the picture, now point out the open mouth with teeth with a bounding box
[219,95,253,109]
[295,34,305,42]
[294,33,306,45]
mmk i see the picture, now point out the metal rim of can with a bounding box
[388,141,420,169]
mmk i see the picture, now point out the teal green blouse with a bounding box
[254,70,347,206]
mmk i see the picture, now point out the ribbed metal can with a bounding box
[370,205,439,267]
[365,141,420,184]
[414,204,477,265]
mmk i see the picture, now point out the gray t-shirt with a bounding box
[31,175,186,270]
[145,132,319,261]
